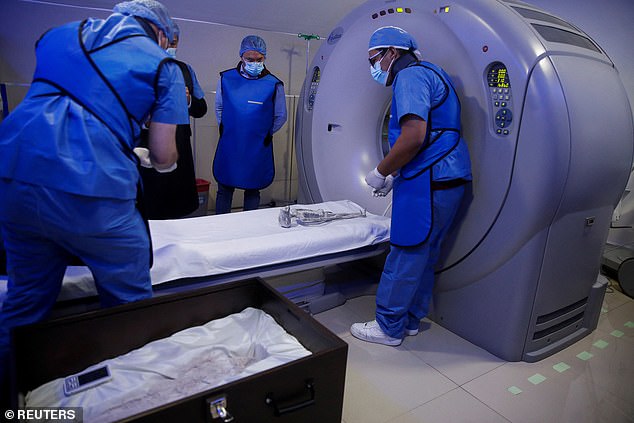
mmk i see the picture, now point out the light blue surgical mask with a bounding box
[166,47,177,58]
[369,51,394,86]
[244,61,265,76]
[370,61,388,86]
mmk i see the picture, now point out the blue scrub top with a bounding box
[212,67,281,189]
[215,64,287,134]
[387,59,471,246]
[389,63,471,182]
[186,63,206,100]
[0,14,188,200]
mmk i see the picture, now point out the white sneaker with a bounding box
[350,320,402,346]
[405,327,419,336]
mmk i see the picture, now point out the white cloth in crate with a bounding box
[26,307,312,422]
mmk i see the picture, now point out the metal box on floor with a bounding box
[11,278,347,422]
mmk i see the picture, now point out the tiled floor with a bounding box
[313,280,634,423]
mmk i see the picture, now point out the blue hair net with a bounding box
[368,26,418,51]
[240,35,267,56]
[114,0,175,42]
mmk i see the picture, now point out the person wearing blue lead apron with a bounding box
[351,26,472,346]
[213,35,287,213]
[0,0,188,403]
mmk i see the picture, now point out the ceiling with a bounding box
[25,0,370,38]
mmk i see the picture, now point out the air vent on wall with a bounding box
[531,24,601,53]
[511,6,578,31]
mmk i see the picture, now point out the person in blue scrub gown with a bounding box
[213,35,287,213]
[0,0,189,403]
[351,26,472,346]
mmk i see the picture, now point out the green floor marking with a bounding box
[508,386,522,395]
[577,351,593,360]
[553,362,571,373]
[528,373,547,385]
[625,321,634,328]
[611,330,625,338]
[593,339,609,349]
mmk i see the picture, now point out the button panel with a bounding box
[486,62,514,136]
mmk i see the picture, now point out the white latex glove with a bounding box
[133,147,178,173]
[373,174,395,197]
[154,162,178,173]
[365,167,387,190]
[133,147,152,168]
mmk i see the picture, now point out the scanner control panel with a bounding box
[486,62,514,136]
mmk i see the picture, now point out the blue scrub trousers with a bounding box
[215,182,260,214]
[376,186,465,339]
[0,179,152,397]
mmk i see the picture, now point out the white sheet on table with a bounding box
[25,307,312,423]
[55,200,390,301]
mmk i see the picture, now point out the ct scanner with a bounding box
[296,0,634,361]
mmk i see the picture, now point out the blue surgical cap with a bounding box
[171,21,180,39]
[114,0,175,42]
[368,26,418,51]
[240,35,267,57]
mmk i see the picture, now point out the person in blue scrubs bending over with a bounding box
[351,26,472,346]
[0,0,188,401]
[213,35,287,213]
